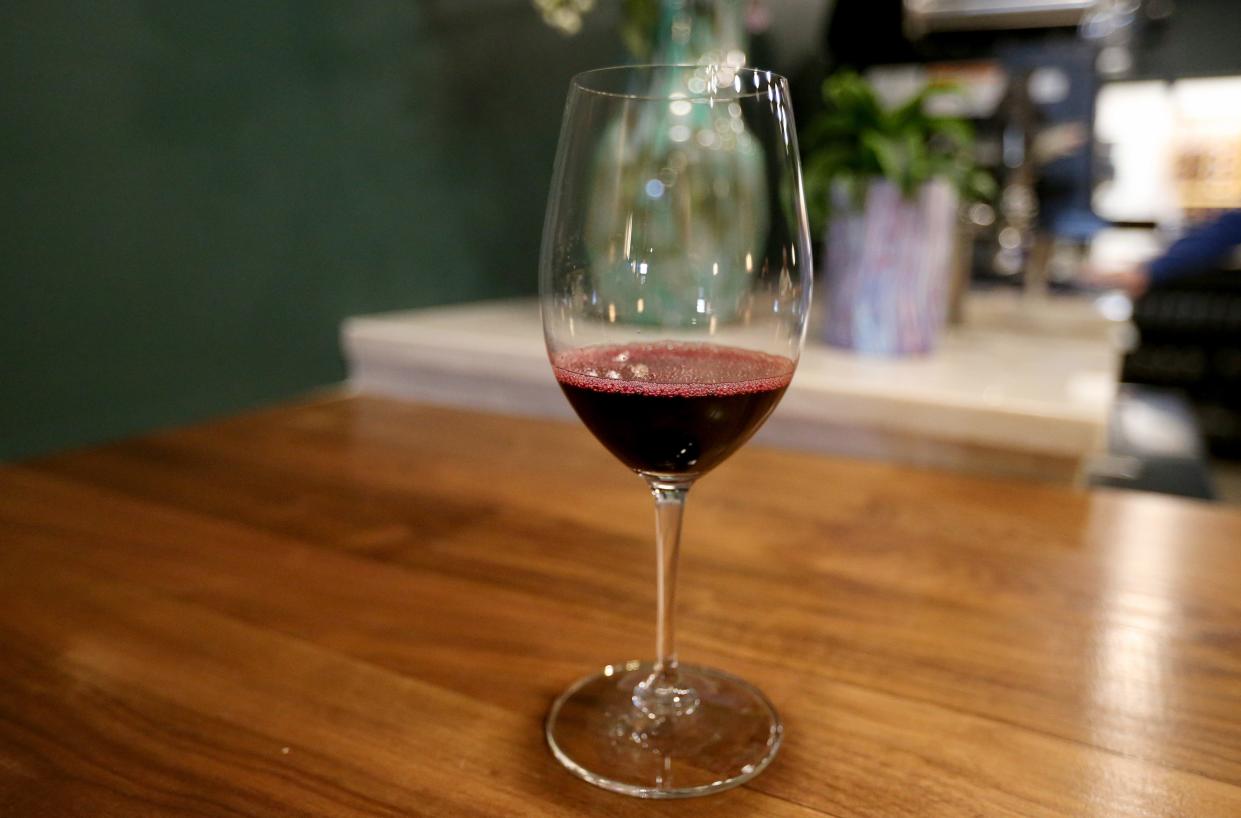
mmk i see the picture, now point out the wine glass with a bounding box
[539,64,812,798]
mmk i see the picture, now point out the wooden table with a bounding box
[2,396,1239,817]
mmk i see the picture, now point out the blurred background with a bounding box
[5,0,1241,501]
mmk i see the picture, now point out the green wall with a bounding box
[1,1,622,460]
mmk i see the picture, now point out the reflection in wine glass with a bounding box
[585,65,768,327]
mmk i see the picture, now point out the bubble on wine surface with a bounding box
[625,362,651,380]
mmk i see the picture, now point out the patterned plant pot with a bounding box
[821,179,958,355]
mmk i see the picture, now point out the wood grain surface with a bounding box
[1,395,1239,817]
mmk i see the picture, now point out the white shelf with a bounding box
[342,292,1123,480]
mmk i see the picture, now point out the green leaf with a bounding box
[927,116,973,147]
[801,112,856,149]
[888,89,931,131]
[619,0,659,58]
[968,169,998,201]
[862,132,904,183]
[904,130,929,195]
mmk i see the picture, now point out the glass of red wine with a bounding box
[540,64,812,798]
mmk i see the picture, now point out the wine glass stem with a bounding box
[634,479,700,718]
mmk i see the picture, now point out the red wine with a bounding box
[553,343,793,476]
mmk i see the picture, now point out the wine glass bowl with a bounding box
[540,64,812,798]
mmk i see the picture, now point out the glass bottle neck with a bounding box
[651,0,748,67]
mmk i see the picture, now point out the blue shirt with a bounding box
[1148,210,1241,285]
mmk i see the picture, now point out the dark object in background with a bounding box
[826,0,920,70]
[1124,269,1241,459]
[1090,384,1216,500]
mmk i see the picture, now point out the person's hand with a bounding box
[1081,262,1151,298]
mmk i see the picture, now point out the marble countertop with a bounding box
[341,290,1126,469]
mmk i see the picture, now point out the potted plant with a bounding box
[801,71,994,355]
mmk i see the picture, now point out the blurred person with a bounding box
[1089,210,1241,297]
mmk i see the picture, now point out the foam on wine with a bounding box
[553,342,792,395]
[552,343,794,476]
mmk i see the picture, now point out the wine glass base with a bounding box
[545,660,782,798]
